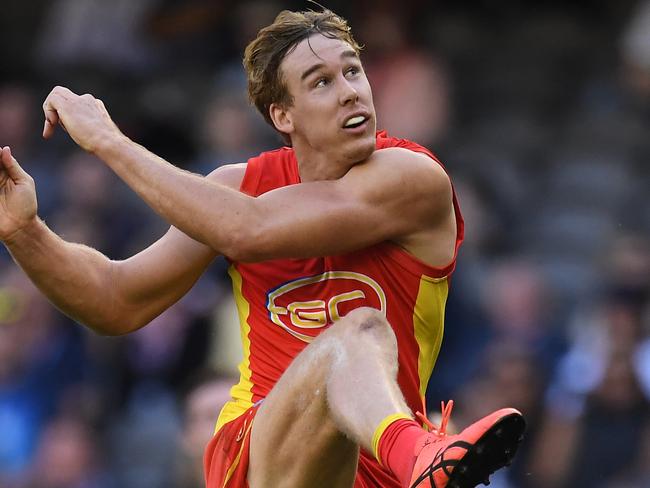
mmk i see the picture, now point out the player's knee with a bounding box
[341,307,396,348]
[329,307,398,373]
[343,306,387,330]
[324,307,395,355]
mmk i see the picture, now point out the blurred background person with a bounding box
[25,414,115,488]
[0,268,84,487]
[174,372,235,488]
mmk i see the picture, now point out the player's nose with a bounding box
[338,78,359,106]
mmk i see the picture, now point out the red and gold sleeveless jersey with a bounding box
[216,131,464,432]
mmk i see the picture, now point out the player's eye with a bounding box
[345,66,360,77]
[315,78,328,88]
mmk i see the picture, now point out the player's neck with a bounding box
[293,143,351,182]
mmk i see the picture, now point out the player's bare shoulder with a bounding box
[346,146,452,221]
[206,162,247,191]
[343,146,455,267]
[373,147,450,193]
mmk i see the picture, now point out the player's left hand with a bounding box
[42,86,122,154]
[0,146,38,242]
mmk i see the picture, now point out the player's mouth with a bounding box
[342,113,371,133]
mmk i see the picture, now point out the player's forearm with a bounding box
[94,134,256,257]
[3,218,125,335]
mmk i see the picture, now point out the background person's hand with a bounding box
[0,146,37,241]
[42,86,122,153]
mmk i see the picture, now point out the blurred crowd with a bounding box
[0,1,649,487]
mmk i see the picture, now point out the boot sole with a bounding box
[446,412,526,488]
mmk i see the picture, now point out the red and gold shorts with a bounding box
[204,404,259,488]
[203,403,400,488]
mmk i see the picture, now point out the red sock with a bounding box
[376,418,428,487]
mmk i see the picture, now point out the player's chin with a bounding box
[344,133,376,162]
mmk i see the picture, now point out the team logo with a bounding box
[266,271,387,342]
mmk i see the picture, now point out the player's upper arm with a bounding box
[205,162,248,188]
[108,163,246,333]
[235,148,452,262]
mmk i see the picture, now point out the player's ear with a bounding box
[269,103,293,137]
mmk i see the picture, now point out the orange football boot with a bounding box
[409,401,525,488]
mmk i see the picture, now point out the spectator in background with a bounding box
[621,0,650,105]
[191,90,273,177]
[431,258,565,408]
[0,85,61,220]
[530,235,650,487]
[174,373,235,488]
[35,0,159,76]
[480,259,566,375]
[626,417,650,487]
[51,151,121,253]
[0,85,34,156]
[456,343,545,488]
[25,414,114,488]
[121,286,216,394]
[358,6,450,146]
[531,339,650,487]
[0,268,84,486]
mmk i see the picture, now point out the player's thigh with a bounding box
[248,317,365,488]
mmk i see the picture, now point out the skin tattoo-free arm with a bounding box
[0,146,243,335]
[42,87,453,264]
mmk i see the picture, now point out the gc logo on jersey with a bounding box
[266,271,387,342]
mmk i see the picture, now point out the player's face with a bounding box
[278,34,376,164]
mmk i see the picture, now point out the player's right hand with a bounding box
[0,146,37,242]
[42,86,121,154]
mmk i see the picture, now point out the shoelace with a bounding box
[416,398,454,436]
